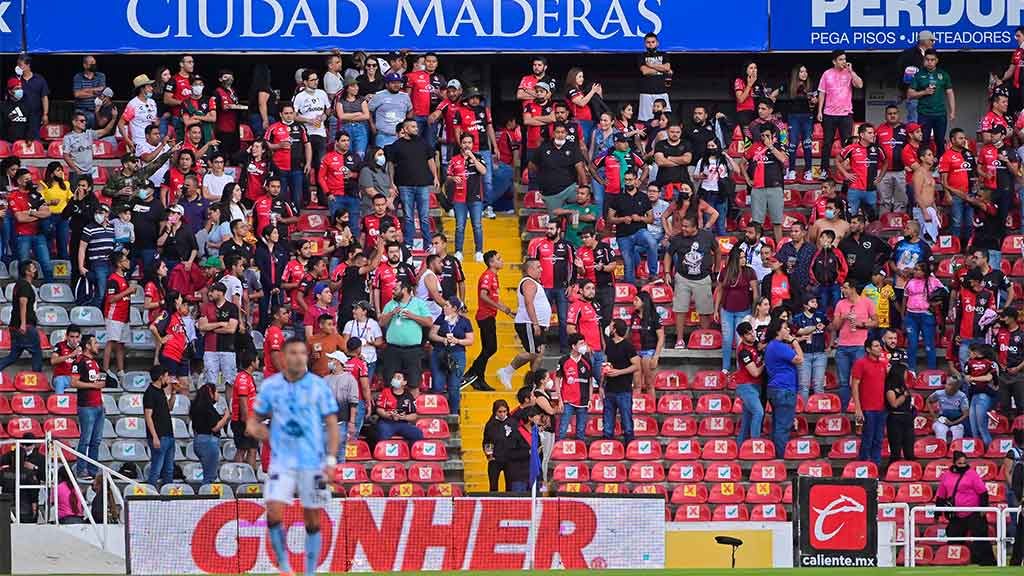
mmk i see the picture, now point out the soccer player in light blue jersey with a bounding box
[247,337,340,576]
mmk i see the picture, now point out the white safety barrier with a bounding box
[908,505,1021,567]
[879,502,911,566]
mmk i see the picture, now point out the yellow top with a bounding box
[40,181,72,214]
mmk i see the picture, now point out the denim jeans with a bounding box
[0,325,43,372]
[767,387,797,458]
[147,435,175,485]
[988,249,1002,272]
[591,350,606,389]
[376,420,424,443]
[834,345,865,410]
[602,391,634,444]
[720,308,750,371]
[951,195,974,240]
[492,162,514,206]
[283,169,305,210]
[430,348,465,416]
[40,216,70,260]
[248,114,276,138]
[919,113,948,159]
[415,116,438,151]
[578,120,594,147]
[15,235,53,282]
[970,392,994,447]
[904,311,936,372]
[131,248,157,284]
[735,383,764,445]
[559,404,588,441]
[342,122,369,157]
[453,201,483,254]
[847,188,877,218]
[330,195,362,238]
[375,133,398,148]
[859,410,886,464]
[477,150,495,207]
[799,351,828,402]
[544,287,570,352]
[339,400,368,458]
[591,179,605,216]
[618,229,659,284]
[53,375,71,394]
[710,198,728,235]
[193,434,220,484]
[817,284,841,316]
[87,261,110,309]
[76,406,105,476]
[787,113,814,171]
[399,185,432,250]
[1,212,12,263]
[904,98,918,123]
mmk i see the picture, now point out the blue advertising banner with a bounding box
[25,0,768,53]
[771,0,1021,51]
[0,0,22,53]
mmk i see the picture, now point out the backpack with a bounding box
[1010,446,1024,496]
[74,276,95,306]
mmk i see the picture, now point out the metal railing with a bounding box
[908,505,1022,567]
[879,502,912,566]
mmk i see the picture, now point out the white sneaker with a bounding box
[454,251,463,261]
[475,251,484,263]
[483,206,496,219]
[785,170,796,181]
[497,366,514,390]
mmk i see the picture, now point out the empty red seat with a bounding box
[349,483,384,498]
[829,437,861,459]
[665,438,701,460]
[625,439,662,460]
[701,438,738,460]
[750,503,787,521]
[426,483,462,497]
[297,212,329,233]
[814,415,851,436]
[593,483,626,495]
[631,393,655,415]
[551,439,587,460]
[13,140,44,158]
[628,462,665,483]
[44,417,79,438]
[739,438,776,460]
[370,462,407,484]
[668,461,705,482]
[343,440,371,461]
[705,462,742,483]
[632,484,667,496]
[1002,234,1024,255]
[336,463,369,484]
[557,483,590,494]
[654,370,688,391]
[522,190,544,209]
[591,462,627,483]
[932,544,970,565]
[6,417,42,438]
[46,140,63,158]
[986,481,1007,504]
[697,415,735,437]
[749,460,787,482]
[972,460,1000,481]
[712,504,749,521]
[407,462,443,483]
[805,393,841,414]
[692,371,727,391]
[914,369,946,391]
[914,414,932,434]
[0,396,9,415]
[41,123,69,141]
[11,393,46,415]
[687,329,722,350]
[914,437,947,459]
[898,545,934,566]
[895,482,933,504]
[885,460,923,482]
[415,394,450,415]
[785,438,821,460]
[589,439,625,461]
[46,394,76,415]
[525,213,549,233]
[674,504,711,522]
[631,415,658,437]
[373,439,410,461]
[582,417,617,438]
[948,438,984,458]
[797,460,833,478]
[660,415,696,437]
[695,393,731,414]
[986,437,1015,457]
[14,372,50,392]
[923,460,951,481]
[613,282,637,304]
[643,281,674,304]
[415,417,450,439]
[388,483,426,497]
[746,482,783,504]
[841,461,878,479]
[553,462,589,483]
[92,140,116,159]
[671,483,709,504]
[0,373,14,392]
[657,394,693,414]
[709,482,745,504]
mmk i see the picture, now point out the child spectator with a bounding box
[791,295,828,402]
[861,269,897,332]
[112,204,134,255]
[809,229,847,316]
[964,343,999,447]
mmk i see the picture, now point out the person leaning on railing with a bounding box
[935,450,997,566]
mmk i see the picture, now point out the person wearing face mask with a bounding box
[808,229,848,316]
[323,349,360,459]
[11,55,48,142]
[369,72,413,147]
[374,372,424,446]
[0,78,29,142]
[72,55,106,128]
[265,104,312,209]
[592,133,646,214]
[128,181,165,274]
[380,280,433,395]
[182,75,217,147]
[529,122,588,213]
[157,204,198,274]
[557,333,594,441]
[118,75,160,155]
[521,81,556,164]
[76,202,113,306]
[483,399,513,490]
[213,69,244,157]
[320,131,363,236]
[8,169,53,283]
[936,451,997,565]
[105,141,179,206]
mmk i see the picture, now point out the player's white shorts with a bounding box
[264,466,330,509]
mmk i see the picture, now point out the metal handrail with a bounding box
[908,505,1022,567]
[0,436,47,524]
[878,502,912,566]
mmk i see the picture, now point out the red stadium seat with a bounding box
[44,417,79,439]
[988,413,1010,435]
[13,140,44,158]
[687,329,722,350]
[657,394,693,415]
[0,373,13,392]
[814,415,851,436]
[934,256,965,279]
[343,440,371,462]
[784,438,821,460]
[643,281,674,304]
[986,481,1007,504]
[746,482,783,504]
[931,235,961,255]
[631,393,654,415]
[588,393,604,415]
[750,503,787,521]
[932,545,970,565]
[948,438,985,458]
[914,370,946,391]
[238,123,255,144]
[705,462,742,483]
[628,462,665,483]
[709,482,745,504]
[553,462,589,483]
[702,438,738,460]
[986,437,1016,457]
[712,504,749,521]
[668,461,704,482]
[654,370,688,391]
[370,462,407,484]
[749,461,787,482]
[41,123,69,141]
[0,396,9,415]
[336,463,369,484]
[7,417,42,438]
[879,211,909,232]
[797,460,833,478]
[672,484,710,505]
[632,484,666,496]
[1002,235,1024,255]
[557,483,590,494]
[885,460,923,482]
[91,140,116,159]
[388,483,426,498]
[551,439,587,461]
[898,545,934,566]
[415,417,450,439]
[11,393,46,415]
[589,439,625,461]
[697,415,735,437]
[407,462,443,484]
[415,394,450,415]
[692,371,727,392]
[373,439,410,461]
[972,460,1000,481]
[297,212,329,233]
[674,504,712,522]
[739,438,776,460]
[895,482,933,504]
[695,393,731,414]
[914,437,948,459]
[805,393,841,414]
[923,460,951,481]
[348,483,384,498]
[625,439,662,460]
[525,213,550,233]
[594,483,627,495]
[665,438,701,460]
[613,282,637,304]
[427,483,462,497]
[591,462,627,483]
[841,461,878,479]
[913,414,932,434]
[14,372,50,393]
[631,415,658,438]
[522,190,545,209]
[828,437,861,459]
[46,140,63,158]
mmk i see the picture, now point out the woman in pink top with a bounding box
[829,279,877,411]
[57,467,85,524]
[935,451,997,565]
[902,262,942,372]
[817,50,863,180]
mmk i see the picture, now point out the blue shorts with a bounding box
[639,349,656,358]
[160,354,190,377]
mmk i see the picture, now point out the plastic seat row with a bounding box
[343,438,449,462]
[673,503,787,522]
[336,461,446,484]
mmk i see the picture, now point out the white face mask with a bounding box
[94,213,105,224]
[14,66,22,77]
[94,97,104,109]
[577,343,588,356]
[191,85,203,98]
[390,378,403,389]
[544,379,555,390]
[553,138,566,147]
[12,89,22,100]
[375,155,386,167]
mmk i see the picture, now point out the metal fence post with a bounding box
[0,494,11,575]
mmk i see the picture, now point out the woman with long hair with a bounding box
[716,246,760,371]
[335,80,371,157]
[190,382,230,484]
[40,161,72,259]
[902,261,940,372]
[153,66,173,137]
[358,145,396,207]
[219,182,246,223]
[483,399,512,491]
[693,139,739,235]
[141,259,168,326]
[630,292,664,394]
[885,362,915,462]
[238,139,270,204]
[743,296,773,344]
[429,298,475,416]
[564,67,602,144]
[786,65,817,182]
[524,368,559,485]
[254,224,289,330]
[248,64,277,136]
[764,316,803,456]
[734,60,778,128]
[342,300,384,381]
[56,467,85,524]
[356,57,384,97]
[662,182,718,237]
[614,102,646,152]
[150,290,191,390]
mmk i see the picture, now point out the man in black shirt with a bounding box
[430,233,466,301]
[220,219,254,265]
[687,106,722,159]
[143,365,176,486]
[968,249,1012,308]
[130,182,165,278]
[199,281,240,391]
[0,261,42,372]
[999,308,1024,414]
[0,78,29,142]
[583,228,616,327]
[839,214,892,289]
[601,319,640,444]
[665,215,719,340]
[607,170,657,285]
[386,119,438,251]
[528,122,587,212]
[654,123,692,189]
[638,32,672,122]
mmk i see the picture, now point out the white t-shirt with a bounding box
[135,140,170,187]
[219,274,244,307]
[324,71,344,100]
[293,89,331,138]
[202,172,234,202]
[343,319,382,364]
[122,96,158,145]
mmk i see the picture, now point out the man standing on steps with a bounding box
[464,250,513,391]
[497,258,551,389]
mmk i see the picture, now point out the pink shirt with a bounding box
[833,297,876,347]
[818,68,854,116]
[57,482,83,520]
[935,468,988,518]
[904,276,943,313]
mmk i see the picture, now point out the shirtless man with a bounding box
[809,197,850,243]
[912,147,938,243]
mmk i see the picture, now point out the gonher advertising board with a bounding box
[793,477,878,567]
